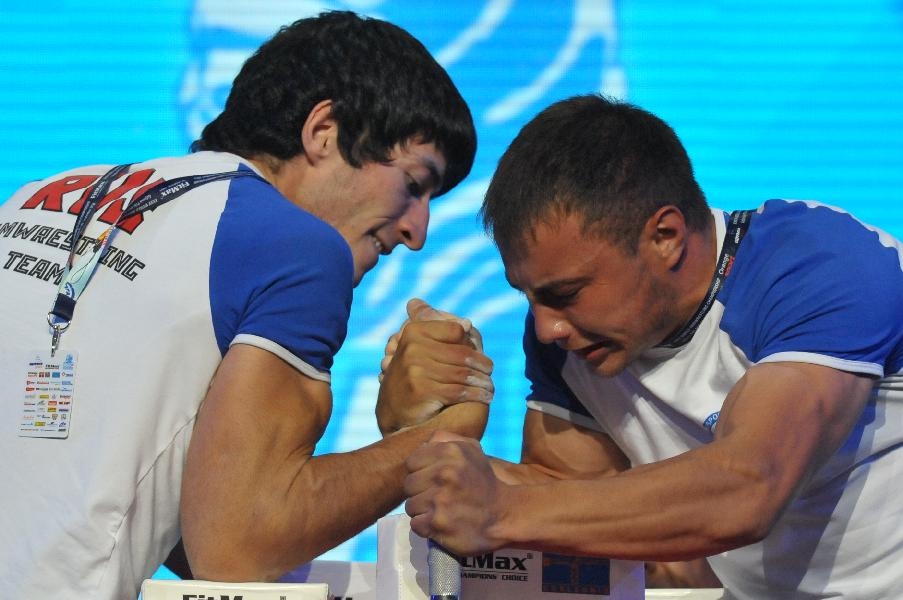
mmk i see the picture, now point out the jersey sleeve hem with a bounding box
[526,399,606,433]
[231,333,331,383]
[758,351,884,377]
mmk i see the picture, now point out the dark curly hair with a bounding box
[193,11,476,196]
[481,94,710,258]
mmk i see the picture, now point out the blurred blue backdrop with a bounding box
[1,0,901,573]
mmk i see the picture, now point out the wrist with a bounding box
[487,482,525,550]
[433,402,489,439]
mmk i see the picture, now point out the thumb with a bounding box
[407,297,456,322]
[406,297,438,320]
[406,298,477,346]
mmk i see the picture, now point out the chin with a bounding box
[593,363,627,378]
[588,353,630,378]
[351,267,365,287]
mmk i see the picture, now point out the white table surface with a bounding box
[646,590,724,599]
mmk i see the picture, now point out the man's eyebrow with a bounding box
[421,157,443,192]
[534,277,587,295]
[506,274,588,295]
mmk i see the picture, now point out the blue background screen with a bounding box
[1,0,901,570]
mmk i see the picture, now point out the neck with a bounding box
[247,153,282,186]
[658,214,718,348]
[247,153,312,211]
[684,214,719,312]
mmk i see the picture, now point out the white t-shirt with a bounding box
[0,152,354,599]
[525,200,903,599]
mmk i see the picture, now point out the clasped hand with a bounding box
[376,298,494,436]
[404,430,508,556]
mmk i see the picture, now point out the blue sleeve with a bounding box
[719,200,903,377]
[209,174,353,375]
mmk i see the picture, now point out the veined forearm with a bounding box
[498,450,776,562]
[273,429,439,566]
[490,457,568,485]
[243,403,489,578]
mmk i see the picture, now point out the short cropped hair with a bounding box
[193,11,476,196]
[481,94,709,257]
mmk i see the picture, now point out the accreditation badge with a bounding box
[19,350,77,439]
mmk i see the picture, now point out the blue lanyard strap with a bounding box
[46,163,263,354]
[64,163,133,270]
[657,209,754,349]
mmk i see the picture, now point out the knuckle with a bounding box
[435,463,462,487]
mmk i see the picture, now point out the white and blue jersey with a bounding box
[524,200,903,599]
[0,152,353,599]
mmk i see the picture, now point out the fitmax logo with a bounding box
[461,552,530,571]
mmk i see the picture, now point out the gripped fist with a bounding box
[379,298,484,380]
[376,299,493,436]
[404,431,507,555]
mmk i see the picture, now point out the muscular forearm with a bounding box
[263,433,435,571]
[482,364,875,562]
[495,446,777,562]
[489,457,573,485]
[188,402,488,582]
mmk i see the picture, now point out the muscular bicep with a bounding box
[519,408,630,480]
[712,361,875,517]
[180,343,332,580]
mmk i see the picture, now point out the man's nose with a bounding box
[398,196,429,250]
[532,304,570,345]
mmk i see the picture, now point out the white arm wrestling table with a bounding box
[142,514,724,600]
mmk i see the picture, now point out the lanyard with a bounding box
[657,209,754,349]
[46,163,261,355]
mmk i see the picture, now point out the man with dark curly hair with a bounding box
[0,11,490,599]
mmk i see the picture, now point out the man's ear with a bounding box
[300,99,339,164]
[644,205,689,270]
